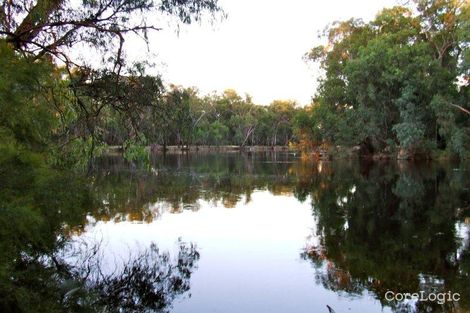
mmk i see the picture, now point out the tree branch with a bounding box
[451,103,470,116]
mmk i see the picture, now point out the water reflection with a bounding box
[90,153,470,312]
[60,239,199,313]
[91,152,303,221]
[0,162,199,313]
[1,152,469,313]
[300,161,470,313]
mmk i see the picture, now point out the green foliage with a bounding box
[208,121,229,145]
[49,138,107,170]
[393,121,426,149]
[0,41,55,150]
[123,138,150,165]
[392,86,426,149]
[450,127,470,159]
[304,0,470,159]
[144,88,298,148]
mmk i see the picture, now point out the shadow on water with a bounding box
[1,151,470,312]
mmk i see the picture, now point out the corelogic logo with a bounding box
[385,291,461,305]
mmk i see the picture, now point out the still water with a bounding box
[2,152,470,313]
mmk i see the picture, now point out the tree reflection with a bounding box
[59,239,199,313]
[0,161,199,313]
[300,161,470,313]
[90,152,303,220]
[89,152,470,312]
[2,231,198,313]
[8,152,468,313]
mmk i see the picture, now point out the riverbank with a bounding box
[106,144,464,163]
[304,145,463,162]
[107,145,293,154]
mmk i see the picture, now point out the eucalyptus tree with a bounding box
[305,0,470,158]
[267,100,296,146]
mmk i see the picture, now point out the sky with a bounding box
[132,0,398,105]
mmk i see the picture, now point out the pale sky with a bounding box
[132,0,398,105]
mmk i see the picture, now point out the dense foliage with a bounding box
[302,0,470,159]
[118,87,299,149]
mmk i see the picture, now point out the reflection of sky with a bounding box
[76,190,391,313]
[456,222,470,261]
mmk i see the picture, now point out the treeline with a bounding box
[100,85,299,149]
[298,0,470,160]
